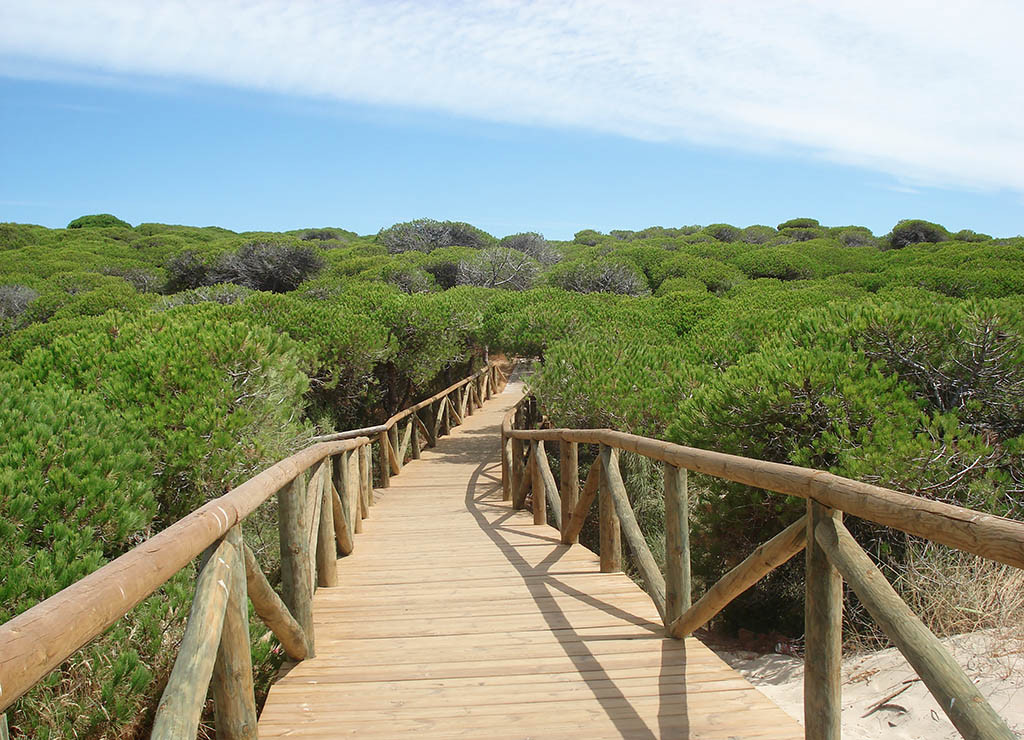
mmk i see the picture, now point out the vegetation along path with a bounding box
[257,382,802,738]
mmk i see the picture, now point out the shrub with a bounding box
[67,214,131,229]
[702,223,742,242]
[778,226,826,242]
[456,247,539,290]
[740,225,777,244]
[300,228,343,241]
[0,284,38,320]
[573,229,604,246]
[158,283,255,309]
[734,247,820,280]
[165,250,210,292]
[377,218,493,253]
[208,241,325,293]
[499,232,560,264]
[651,254,745,293]
[777,217,819,230]
[953,229,992,243]
[888,219,951,249]
[383,264,436,294]
[548,260,650,295]
[836,226,878,247]
[100,266,162,293]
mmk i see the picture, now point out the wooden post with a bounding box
[330,483,354,556]
[378,431,389,489]
[333,453,355,542]
[664,463,691,627]
[531,441,547,525]
[152,537,236,739]
[279,473,315,657]
[668,516,807,639]
[511,438,525,508]
[211,526,258,739]
[501,433,512,501]
[387,425,401,473]
[563,456,602,545]
[598,445,622,572]
[410,416,422,459]
[242,544,309,660]
[355,448,369,522]
[448,395,463,426]
[484,370,492,400]
[397,419,413,463]
[816,517,1015,740]
[535,441,561,531]
[600,446,666,621]
[560,441,578,543]
[427,400,439,446]
[359,444,372,510]
[804,500,841,740]
[316,466,338,587]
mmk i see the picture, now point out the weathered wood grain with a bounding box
[242,543,309,661]
[151,537,236,739]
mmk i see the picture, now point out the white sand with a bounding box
[713,631,1024,739]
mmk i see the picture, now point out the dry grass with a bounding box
[847,535,1024,679]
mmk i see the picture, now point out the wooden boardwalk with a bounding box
[257,384,803,739]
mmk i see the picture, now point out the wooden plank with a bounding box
[258,388,802,740]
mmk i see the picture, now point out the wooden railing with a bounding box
[501,395,1023,740]
[0,361,507,739]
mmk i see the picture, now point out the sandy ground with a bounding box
[713,631,1024,739]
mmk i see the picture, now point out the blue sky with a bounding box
[2,1,1022,240]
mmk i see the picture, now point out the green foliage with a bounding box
[67,213,132,229]
[888,219,951,249]
[3,213,1024,731]
[702,223,742,242]
[777,217,820,230]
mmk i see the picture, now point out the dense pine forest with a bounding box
[2,215,1023,738]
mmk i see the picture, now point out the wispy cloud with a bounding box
[2,1,1021,191]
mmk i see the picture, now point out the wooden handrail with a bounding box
[0,360,506,718]
[500,393,1022,740]
[503,426,1024,570]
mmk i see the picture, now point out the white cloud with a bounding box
[2,0,1022,190]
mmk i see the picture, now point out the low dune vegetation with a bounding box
[2,214,1022,737]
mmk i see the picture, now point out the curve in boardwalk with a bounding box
[257,383,802,739]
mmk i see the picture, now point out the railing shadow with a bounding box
[462,454,691,738]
